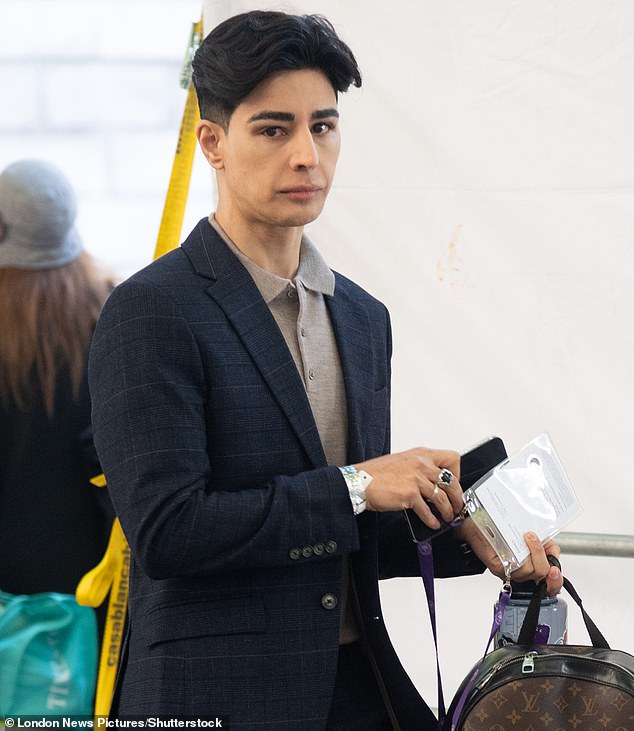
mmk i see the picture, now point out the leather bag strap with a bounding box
[517,576,610,648]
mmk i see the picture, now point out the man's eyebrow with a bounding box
[248,111,295,123]
[247,108,340,123]
[312,108,340,120]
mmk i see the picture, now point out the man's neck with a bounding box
[213,212,303,280]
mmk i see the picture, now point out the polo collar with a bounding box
[208,214,335,304]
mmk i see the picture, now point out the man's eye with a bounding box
[262,127,282,137]
[313,122,331,134]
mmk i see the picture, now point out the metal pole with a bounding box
[558,532,634,558]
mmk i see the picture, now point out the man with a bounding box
[89,11,562,730]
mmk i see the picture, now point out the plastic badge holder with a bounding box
[462,433,583,574]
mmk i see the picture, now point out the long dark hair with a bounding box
[0,252,114,416]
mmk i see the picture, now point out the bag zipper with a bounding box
[475,650,634,693]
[475,651,537,690]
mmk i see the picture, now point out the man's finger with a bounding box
[522,532,549,579]
[411,494,441,530]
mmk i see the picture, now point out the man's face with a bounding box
[202,69,341,232]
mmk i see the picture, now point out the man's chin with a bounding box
[276,202,326,228]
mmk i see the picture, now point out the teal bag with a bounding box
[0,590,98,717]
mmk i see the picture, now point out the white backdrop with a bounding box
[199,0,634,707]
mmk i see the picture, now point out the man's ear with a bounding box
[197,120,226,170]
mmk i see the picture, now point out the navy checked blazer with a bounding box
[89,219,483,730]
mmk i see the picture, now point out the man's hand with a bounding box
[354,448,465,529]
[455,518,564,596]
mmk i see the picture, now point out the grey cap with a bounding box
[0,159,83,269]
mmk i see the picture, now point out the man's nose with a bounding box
[289,128,319,169]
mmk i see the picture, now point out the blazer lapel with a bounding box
[326,279,375,464]
[182,220,327,468]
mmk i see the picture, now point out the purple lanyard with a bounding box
[417,541,511,730]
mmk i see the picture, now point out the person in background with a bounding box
[89,12,562,730]
[0,159,115,628]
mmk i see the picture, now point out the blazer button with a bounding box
[325,540,338,554]
[321,593,338,610]
[301,545,314,558]
[289,548,302,560]
[313,543,325,556]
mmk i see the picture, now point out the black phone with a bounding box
[403,436,508,543]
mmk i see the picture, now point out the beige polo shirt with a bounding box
[209,215,360,644]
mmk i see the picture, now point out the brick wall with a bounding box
[0,0,212,278]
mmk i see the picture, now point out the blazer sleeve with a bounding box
[88,278,360,581]
[377,512,486,580]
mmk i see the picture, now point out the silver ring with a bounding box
[435,468,454,490]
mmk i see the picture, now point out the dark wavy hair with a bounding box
[192,11,362,128]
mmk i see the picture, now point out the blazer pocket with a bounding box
[144,594,267,647]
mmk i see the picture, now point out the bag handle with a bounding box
[517,574,610,648]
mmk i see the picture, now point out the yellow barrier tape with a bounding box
[76,15,203,718]
[76,517,125,608]
[154,19,203,260]
[93,538,130,716]
[76,518,130,715]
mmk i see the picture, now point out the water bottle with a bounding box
[495,580,568,648]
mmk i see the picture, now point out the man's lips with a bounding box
[280,185,322,200]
